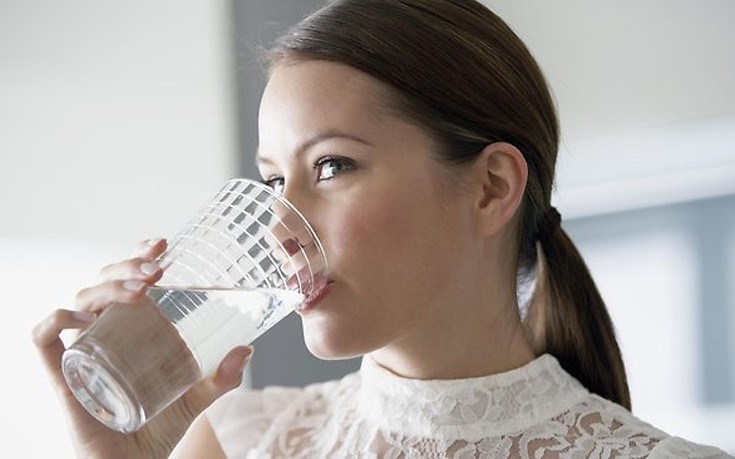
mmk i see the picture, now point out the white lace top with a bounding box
[206,354,730,458]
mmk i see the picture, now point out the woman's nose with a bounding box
[282,187,322,246]
[267,186,326,288]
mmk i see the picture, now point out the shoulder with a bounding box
[206,372,360,426]
[649,436,732,458]
[204,373,361,457]
[551,394,731,458]
[260,372,361,424]
[204,384,304,457]
[206,384,304,427]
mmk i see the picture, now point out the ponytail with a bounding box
[524,212,631,409]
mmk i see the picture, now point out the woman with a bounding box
[33,0,730,457]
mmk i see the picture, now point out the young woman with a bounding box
[33,1,730,457]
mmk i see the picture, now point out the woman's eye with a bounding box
[314,156,356,182]
[262,177,285,194]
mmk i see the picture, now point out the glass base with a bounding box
[62,348,144,433]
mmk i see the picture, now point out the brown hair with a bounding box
[269,0,630,409]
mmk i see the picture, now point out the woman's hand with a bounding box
[32,239,253,459]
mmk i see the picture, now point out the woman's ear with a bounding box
[470,142,528,237]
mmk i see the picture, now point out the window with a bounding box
[565,194,735,451]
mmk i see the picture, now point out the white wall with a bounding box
[0,0,238,242]
[484,0,735,140]
[0,1,237,457]
[484,1,735,217]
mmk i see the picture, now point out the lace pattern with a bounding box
[207,355,731,458]
[358,355,589,441]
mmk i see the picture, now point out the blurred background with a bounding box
[1,0,733,456]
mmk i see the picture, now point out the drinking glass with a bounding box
[61,179,327,433]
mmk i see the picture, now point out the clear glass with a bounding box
[61,179,327,433]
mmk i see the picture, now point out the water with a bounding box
[150,286,304,375]
[62,285,304,432]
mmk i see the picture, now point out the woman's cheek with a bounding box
[339,193,404,246]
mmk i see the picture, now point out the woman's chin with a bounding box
[303,328,369,361]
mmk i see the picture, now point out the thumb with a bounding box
[139,346,253,454]
[212,345,254,389]
[183,345,254,416]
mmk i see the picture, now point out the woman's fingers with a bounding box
[185,346,253,415]
[31,308,96,393]
[32,308,133,455]
[139,346,254,451]
[98,238,168,283]
[184,346,253,416]
[209,346,254,391]
[36,239,167,384]
[129,238,168,260]
[98,257,164,284]
[74,279,150,313]
[32,309,96,347]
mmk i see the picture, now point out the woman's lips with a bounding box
[284,265,333,312]
[298,275,333,313]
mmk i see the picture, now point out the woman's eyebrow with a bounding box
[255,129,374,167]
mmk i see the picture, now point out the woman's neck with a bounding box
[369,290,536,380]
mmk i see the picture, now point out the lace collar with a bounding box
[356,354,589,442]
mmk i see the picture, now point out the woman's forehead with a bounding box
[263,61,395,118]
[258,61,406,148]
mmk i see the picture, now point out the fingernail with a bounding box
[147,238,163,246]
[223,347,253,378]
[140,262,160,276]
[123,280,147,292]
[72,311,96,322]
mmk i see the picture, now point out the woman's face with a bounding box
[257,60,476,359]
